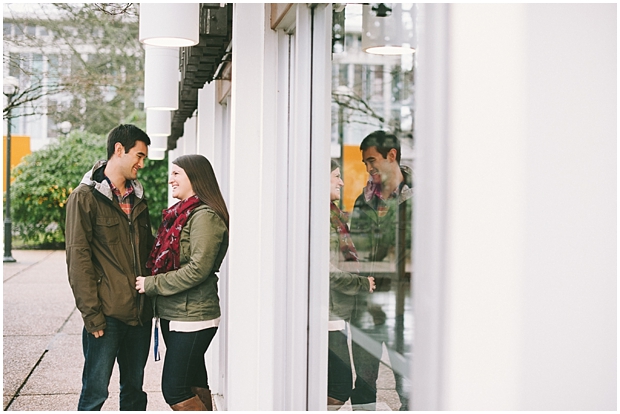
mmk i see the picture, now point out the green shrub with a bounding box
[141,154,169,231]
[9,130,168,248]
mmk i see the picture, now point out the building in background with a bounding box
[3,3,144,150]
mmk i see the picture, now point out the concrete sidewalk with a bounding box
[3,250,170,411]
[4,250,402,411]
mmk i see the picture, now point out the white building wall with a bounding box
[182,116,197,155]
[519,4,616,410]
[220,4,332,410]
[195,82,225,398]
[226,3,280,410]
[445,4,528,409]
[197,84,217,161]
[417,3,616,410]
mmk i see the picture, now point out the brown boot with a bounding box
[190,387,213,411]
[170,395,207,411]
[327,396,345,411]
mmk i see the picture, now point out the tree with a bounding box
[10,129,168,248]
[11,131,105,246]
[2,3,144,135]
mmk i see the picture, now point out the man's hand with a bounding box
[368,277,376,293]
[93,330,104,338]
[135,276,145,294]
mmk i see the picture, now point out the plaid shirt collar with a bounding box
[105,177,134,215]
[364,179,403,203]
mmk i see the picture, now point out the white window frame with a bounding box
[410,4,449,410]
[215,3,337,410]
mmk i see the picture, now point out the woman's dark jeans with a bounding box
[328,330,353,402]
[78,316,152,411]
[160,319,218,406]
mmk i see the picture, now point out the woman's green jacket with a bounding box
[143,204,229,322]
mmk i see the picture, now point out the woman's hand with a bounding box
[135,276,146,294]
[368,277,376,293]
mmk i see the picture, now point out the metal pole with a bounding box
[4,105,15,262]
[338,104,344,209]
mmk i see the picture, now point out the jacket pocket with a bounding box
[95,216,121,245]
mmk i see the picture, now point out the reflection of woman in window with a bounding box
[136,155,229,411]
[328,160,375,409]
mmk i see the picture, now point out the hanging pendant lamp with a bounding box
[148,148,166,161]
[139,3,199,47]
[144,45,179,110]
[149,136,169,151]
[146,109,172,138]
[362,3,416,55]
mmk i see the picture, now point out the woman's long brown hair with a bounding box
[172,155,230,228]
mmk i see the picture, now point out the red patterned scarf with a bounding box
[146,195,202,275]
[330,202,359,263]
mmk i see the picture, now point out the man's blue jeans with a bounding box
[78,316,152,411]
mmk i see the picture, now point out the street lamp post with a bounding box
[4,76,19,263]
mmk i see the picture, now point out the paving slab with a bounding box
[20,333,83,395]
[2,336,51,398]
[60,308,85,335]
[2,250,56,282]
[3,250,170,411]
[3,303,75,336]
[7,393,79,411]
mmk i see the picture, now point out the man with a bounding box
[66,124,154,411]
[349,130,413,410]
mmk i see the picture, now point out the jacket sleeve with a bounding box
[330,224,370,295]
[65,190,106,333]
[143,209,226,297]
[330,264,370,295]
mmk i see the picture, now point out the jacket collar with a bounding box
[80,160,145,201]
[363,165,413,204]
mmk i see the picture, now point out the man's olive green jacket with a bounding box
[65,161,154,333]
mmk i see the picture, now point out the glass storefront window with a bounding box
[327,3,415,411]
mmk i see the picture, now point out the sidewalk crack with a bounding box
[4,350,48,411]
[3,251,57,283]
[4,306,78,411]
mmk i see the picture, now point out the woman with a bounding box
[136,155,229,411]
[328,160,375,409]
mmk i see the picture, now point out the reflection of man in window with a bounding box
[350,130,412,410]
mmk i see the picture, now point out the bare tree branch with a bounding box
[3,3,143,134]
[91,3,135,17]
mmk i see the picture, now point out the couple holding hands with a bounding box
[66,124,228,411]
[66,124,409,411]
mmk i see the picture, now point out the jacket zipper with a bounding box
[128,202,143,325]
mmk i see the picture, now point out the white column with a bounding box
[411,4,450,411]
[196,83,224,398]
[197,83,216,160]
[519,4,616,410]
[306,3,332,411]
[283,5,312,409]
[445,4,528,410]
[226,3,279,410]
[182,115,197,155]
[417,3,616,410]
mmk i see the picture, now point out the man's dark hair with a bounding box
[359,130,401,164]
[106,124,151,159]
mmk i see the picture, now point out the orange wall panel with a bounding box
[341,144,369,214]
[3,135,31,192]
